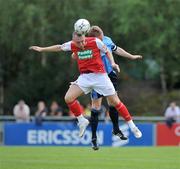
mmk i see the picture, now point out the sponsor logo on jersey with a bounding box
[77,50,92,59]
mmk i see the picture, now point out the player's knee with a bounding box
[92,105,101,110]
[108,96,120,107]
[91,102,101,110]
[64,93,74,104]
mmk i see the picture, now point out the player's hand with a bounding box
[29,46,42,52]
[112,63,120,73]
[71,53,76,59]
[132,55,143,59]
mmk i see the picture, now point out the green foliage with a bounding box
[0,0,179,114]
[113,0,179,74]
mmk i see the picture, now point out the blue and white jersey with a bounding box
[102,36,117,74]
[91,36,118,99]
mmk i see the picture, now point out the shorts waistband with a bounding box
[81,70,94,74]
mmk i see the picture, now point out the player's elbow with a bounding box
[56,45,62,52]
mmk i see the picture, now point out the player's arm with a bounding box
[106,49,120,72]
[29,45,62,52]
[29,41,72,53]
[113,46,143,60]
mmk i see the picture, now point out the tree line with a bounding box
[0,0,179,115]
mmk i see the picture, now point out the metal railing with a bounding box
[0,115,165,122]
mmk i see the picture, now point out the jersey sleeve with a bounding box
[60,41,72,51]
[95,38,108,53]
[111,42,117,51]
[109,37,117,51]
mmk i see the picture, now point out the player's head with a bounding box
[72,31,86,49]
[88,25,104,40]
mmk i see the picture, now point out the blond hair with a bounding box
[88,25,103,37]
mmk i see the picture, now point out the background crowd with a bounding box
[13,99,180,129]
[13,99,109,122]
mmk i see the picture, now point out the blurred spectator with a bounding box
[50,101,63,116]
[35,101,48,125]
[13,100,30,123]
[164,101,180,128]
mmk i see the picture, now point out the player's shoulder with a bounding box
[103,36,114,45]
[103,36,113,42]
[62,40,73,47]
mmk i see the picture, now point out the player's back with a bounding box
[102,36,116,74]
[103,36,115,53]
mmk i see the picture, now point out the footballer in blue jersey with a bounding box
[91,36,118,100]
[102,36,117,73]
[88,26,143,150]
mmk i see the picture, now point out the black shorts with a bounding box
[108,70,118,91]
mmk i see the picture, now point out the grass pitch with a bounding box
[0,146,179,169]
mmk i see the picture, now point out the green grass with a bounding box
[0,146,179,169]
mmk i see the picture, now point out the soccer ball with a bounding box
[74,19,90,35]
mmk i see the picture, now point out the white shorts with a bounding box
[73,73,116,96]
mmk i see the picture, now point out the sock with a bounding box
[67,100,83,117]
[115,102,132,121]
[109,106,120,133]
[90,109,99,140]
[127,120,136,130]
[77,114,86,123]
